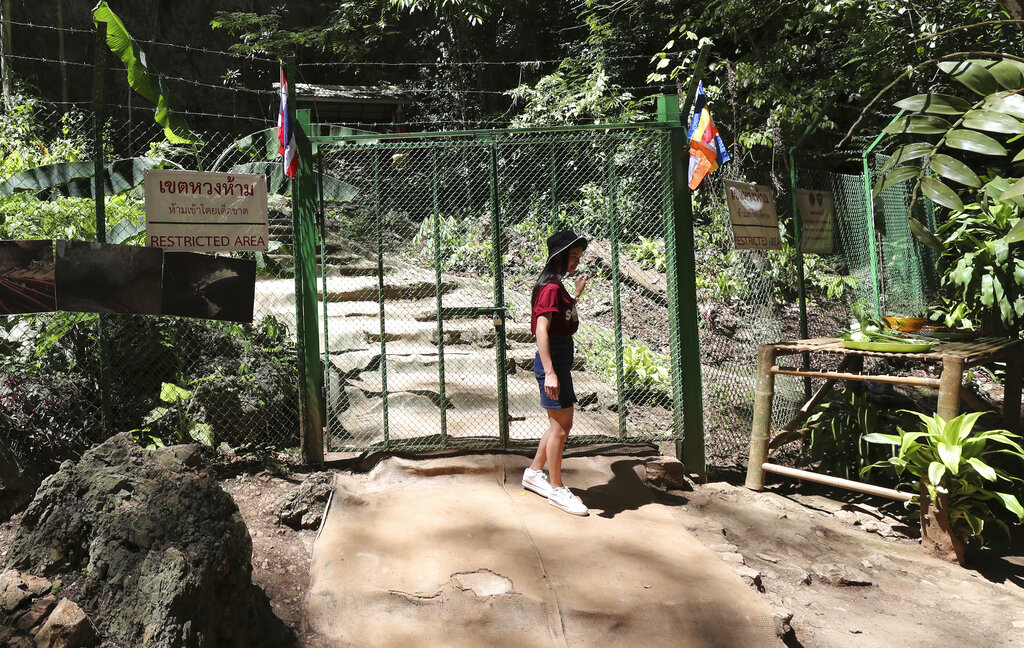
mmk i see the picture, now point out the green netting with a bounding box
[317,129,677,452]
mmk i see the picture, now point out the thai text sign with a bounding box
[144,169,269,251]
[796,189,835,254]
[723,180,782,250]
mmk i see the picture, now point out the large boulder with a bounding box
[4,433,292,648]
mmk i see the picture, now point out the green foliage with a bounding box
[93,1,198,144]
[412,213,493,273]
[626,236,666,273]
[575,326,669,390]
[863,412,1024,545]
[137,378,218,448]
[797,388,901,480]
[507,12,646,127]
[930,182,1024,335]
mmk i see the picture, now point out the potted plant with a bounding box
[862,412,1024,565]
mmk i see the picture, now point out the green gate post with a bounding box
[432,148,449,442]
[317,152,332,448]
[488,141,510,447]
[657,43,710,476]
[789,105,829,400]
[290,74,325,462]
[373,149,389,447]
[861,111,903,319]
[93,21,112,436]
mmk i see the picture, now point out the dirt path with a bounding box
[219,456,1024,648]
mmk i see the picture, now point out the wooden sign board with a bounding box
[724,180,782,250]
[796,189,835,254]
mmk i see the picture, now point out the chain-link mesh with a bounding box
[1,97,299,473]
[1,16,940,468]
[318,130,675,452]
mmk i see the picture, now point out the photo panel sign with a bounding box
[161,252,256,323]
[54,241,164,315]
[0,240,56,314]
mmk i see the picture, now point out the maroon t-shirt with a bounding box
[531,282,578,336]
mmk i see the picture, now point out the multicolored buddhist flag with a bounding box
[277,66,298,179]
[687,82,730,190]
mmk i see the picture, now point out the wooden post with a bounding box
[1003,348,1022,435]
[745,345,777,490]
[936,355,964,422]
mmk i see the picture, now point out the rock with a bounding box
[812,563,873,586]
[644,458,691,491]
[33,598,98,648]
[772,608,794,637]
[150,443,202,472]
[4,433,292,648]
[709,543,739,553]
[861,520,893,537]
[0,570,51,613]
[0,437,37,520]
[755,553,780,563]
[833,510,862,525]
[274,472,334,530]
[14,593,56,630]
[735,565,764,592]
[719,552,746,566]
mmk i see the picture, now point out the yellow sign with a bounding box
[796,189,835,254]
[723,180,782,250]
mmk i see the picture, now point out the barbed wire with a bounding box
[297,52,681,69]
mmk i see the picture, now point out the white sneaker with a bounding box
[522,468,553,497]
[547,486,589,516]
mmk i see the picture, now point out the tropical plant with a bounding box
[862,411,1024,546]
[93,1,198,144]
[926,182,1024,335]
[136,379,217,449]
[626,236,666,273]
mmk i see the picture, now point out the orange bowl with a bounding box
[884,316,925,332]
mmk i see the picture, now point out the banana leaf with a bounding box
[0,157,160,198]
[93,1,199,144]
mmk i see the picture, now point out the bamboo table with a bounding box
[744,336,1024,496]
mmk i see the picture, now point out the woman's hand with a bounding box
[574,274,590,299]
[544,371,560,400]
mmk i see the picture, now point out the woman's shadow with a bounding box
[574,459,690,519]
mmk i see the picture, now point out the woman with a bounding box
[521,230,590,516]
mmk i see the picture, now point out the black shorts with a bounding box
[534,337,576,410]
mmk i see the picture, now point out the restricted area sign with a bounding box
[723,180,782,250]
[796,189,835,254]
[144,169,269,252]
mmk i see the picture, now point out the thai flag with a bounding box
[277,66,298,179]
[687,82,730,190]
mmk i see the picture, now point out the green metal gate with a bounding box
[314,124,693,453]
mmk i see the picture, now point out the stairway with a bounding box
[255,241,625,451]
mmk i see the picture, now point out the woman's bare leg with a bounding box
[542,407,574,488]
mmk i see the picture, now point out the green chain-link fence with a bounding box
[316,128,678,452]
[1,16,939,469]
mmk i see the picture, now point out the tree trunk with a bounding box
[919,482,966,566]
[1001,0,1024,21]
[1,0,12,110]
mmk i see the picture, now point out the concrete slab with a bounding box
[307,455,784,647]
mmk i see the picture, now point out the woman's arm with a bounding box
[536,313,559,399]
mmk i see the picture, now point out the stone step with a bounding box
[318,276,458,302]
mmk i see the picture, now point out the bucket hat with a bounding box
[546,230,588,264]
